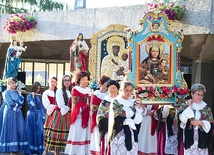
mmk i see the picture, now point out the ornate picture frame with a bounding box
[89,24,128,81]
[126,11,188,105]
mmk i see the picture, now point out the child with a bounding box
[0,77,28,153]
[157,58,169,84]
[114,53,129,80]
[16,41,27,58]
[26,82,45,154]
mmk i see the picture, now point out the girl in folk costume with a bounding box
[138,104,159,155]
[164,105,181,155]
[26,82,46,154]
[0,77,28,153]
[97,79,120,155]
[45,75,72,155]
[179,84,213,155]
[65,71,92,155]
[107,81,145,155]
[70,33,89,74]
[42,77,58,155]
[90,75,110,155]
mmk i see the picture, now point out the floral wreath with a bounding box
[136,85,189,100]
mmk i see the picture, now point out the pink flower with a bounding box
[4,14,37,34]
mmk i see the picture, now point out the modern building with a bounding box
[0,0,214,111]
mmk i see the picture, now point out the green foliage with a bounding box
[0,0,68,14]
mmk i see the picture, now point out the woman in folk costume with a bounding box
[0,77,28,153]
[97,79,120,155]
[42,77,58,155]
[138,104,159,155]
[65,71,92,155]
[70,33,89,74]
[179,83,213,155]
[26,82,45,154]
[107,81,145,155]
[45,75,72,155]
[90,75,110,155]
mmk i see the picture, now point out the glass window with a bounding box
[65,63,70,75]
[20,61,70,87]
[57,63,64,87]
[24,62,33,85]
[34,62,47,86]
[49,63,57,82]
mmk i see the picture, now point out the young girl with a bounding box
[0,77,28,153]
[107,81,145,154]
[42,77,58,155]
[46,75,72,155]
[26,81,45,154]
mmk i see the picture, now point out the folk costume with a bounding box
[138,105,158,155]
[164,106,180,155]
[65,86,91,155]
[0,90,28,153]
[45,88,71,152]
[97,95,118,155]
[42,89,57,150]
[179,101,213,155]
[155,105,170,155]
[107,96,144,155]
[26,93,45,154]
[90,90,108,155]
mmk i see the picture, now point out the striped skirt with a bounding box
[45,110,71,152]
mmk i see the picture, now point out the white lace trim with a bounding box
[73,86,92,95]
[93,90,108,100]
[103,95,118,102]
[116,97,134,107]
[192,101,207,111]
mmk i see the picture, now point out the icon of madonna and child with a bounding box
[139,40,170,84]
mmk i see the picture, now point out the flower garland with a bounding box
[4,14,37,34]
[136,86,189,100]
[147,2,186,20]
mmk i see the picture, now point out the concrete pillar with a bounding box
[192,61,214,111]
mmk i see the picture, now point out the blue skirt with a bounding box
[26,108,45,154]
[0,105,28,153]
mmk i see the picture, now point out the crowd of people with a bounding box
[0,71,213,155]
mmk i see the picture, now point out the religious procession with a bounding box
[0,0,214,155]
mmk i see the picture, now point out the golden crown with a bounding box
[145,40,164,54]
[147,40,162,48]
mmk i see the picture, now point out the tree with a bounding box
[0,0,68,14]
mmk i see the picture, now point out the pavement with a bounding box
[1,152,66,155]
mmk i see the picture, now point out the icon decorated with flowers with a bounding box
[136,85,189,101]
[4,14,37,34]
[147,1,186,21]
